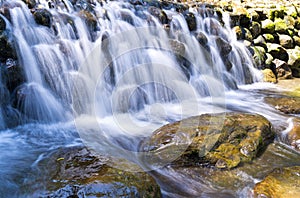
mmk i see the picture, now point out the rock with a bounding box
[267,43,289,62]
[33,146,161,197]
[268,9,285,20]
[215,37,232,57]
[250,21,261,38]
[274,18,288,34]
[3,58,25,93]
[248,10,260,21]
[0,35,17,62]
[148,6,168,25]
[195,31,208,46]
[273,59,292,80]
[263,33,275,43]
[286,117,300,151]
[183,12,196,31]
[22,0,36,9]
[233,26,243,40]
[262,69,277,83]
[265,96,300,114]
[230,8,251,28]
[254,166,300,198]
[140,113,274,170]
[287,47,300,77]
[243,28,253,41]
[169,39,185,56]
[261,19,275,34]
[0,16,6,33]
[293,36,300,46]
[251,46,267,68]
[295,18,300,30]
[78,10,98,40]
[33,9,53,28]
[284,15,296,29]
[279,34,294,49]
[253,35,267,49]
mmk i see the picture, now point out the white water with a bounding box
[0,0,296,197]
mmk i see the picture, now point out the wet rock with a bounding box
[254,166,300,198]
[78,10,98,40]
[195,31,208,46]
[215,37,232,57]
[262,69,277,83]
[265,96,300,114]
[286,117,300,151]
[274,18,288,34]
[22,0,36,9]
[251,46,267,68]
[0,35,17,62]
[183,12,196,31]
[0,16,6,33]
[33,146,161,197]
[261,19,275,34]
[267,43,289,62]
[148,6,168,25]
[140,113,274,170]
[3,58,25,93]
[273,59,292,80]
[33,9,53,28]
[279,34,294,49]
[169,39,185,56]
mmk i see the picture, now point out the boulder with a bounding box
[233,26,243,40]
[183,12,196,31]
[250,21,261,38]
[140,113,274,170]
[215,37,232,57]
[274,18,288,34]
[295,18,300,30]
[253,35,267,49]
[265,96,300,114]
[279,34,294,49]
[3,58,25,93]
[22,0,36,9]
[148,6,168,25]
[251,46,267,68]
[273,59,292,80]
[263,33,275,43]
[262,69,277,83]
[284,15,296,29]
[261,19,275,34]
[169,39,185,56]
[32,146,161,197]
[195,31,208,46]
[267,43,289,62]
[0,35,17,62]
[293,36,300,46]
[254,166,300,198]
[33,9,53,28]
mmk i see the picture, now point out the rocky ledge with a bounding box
[140,113,275,169]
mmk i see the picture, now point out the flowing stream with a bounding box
[0,0,298,197]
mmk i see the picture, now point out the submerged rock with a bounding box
[254,166,300,198]
[265,96,300,114]
[287,117,300,151]
[140,113,274,170]
[32,146,161,197]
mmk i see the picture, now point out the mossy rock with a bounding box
[287,47,300,70]
[262,69,277,83]
[265,96,300,114]
[268,9,285,21]
[284,15,296,29]
[254,166,300,198]
[293,35,300,46]
[29,146,161,197]
[261,19,275,34]
[274,18,288,34]
[253,35,267,49]
[263,33,275,43]
[140,113,274,170]
[267,43,289,62]
[251,46,267,67]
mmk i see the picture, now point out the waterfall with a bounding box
[0,0,261,128]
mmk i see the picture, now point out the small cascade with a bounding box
[0,0,261,126]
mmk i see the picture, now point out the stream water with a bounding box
[0,0,299,197]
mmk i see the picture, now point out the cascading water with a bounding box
[0,0,296,197]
